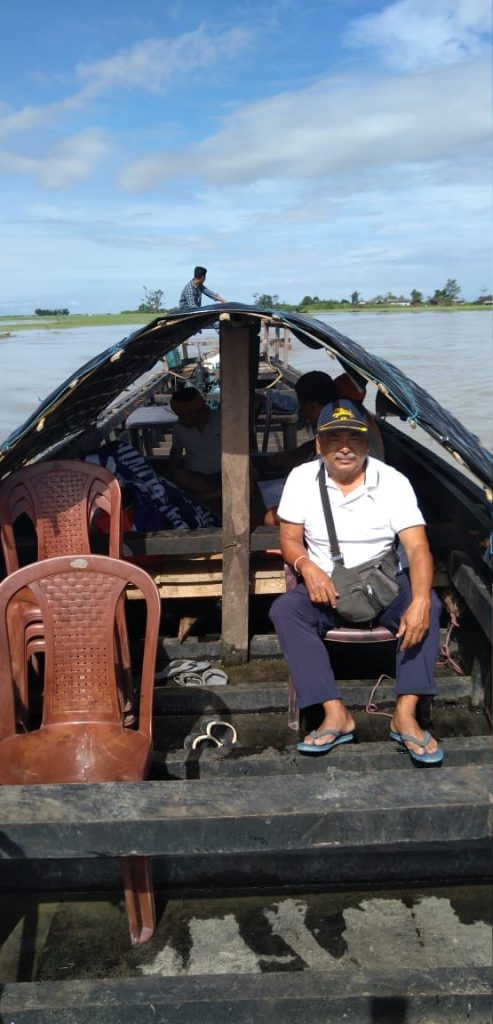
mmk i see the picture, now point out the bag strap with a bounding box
[317,463,344,564]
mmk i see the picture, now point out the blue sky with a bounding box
[1,0,491,312]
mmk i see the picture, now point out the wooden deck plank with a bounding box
[0,968,490,1023]
[0,765,488,860]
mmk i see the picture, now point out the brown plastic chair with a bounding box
[0,553,161,944]
[284,564,396,730]
[0,460,131,721]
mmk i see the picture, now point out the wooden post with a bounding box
[282,327,290,367]
[261,320,269,357]
[220,319,252,663]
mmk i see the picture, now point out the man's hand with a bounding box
[397,526,434,650]
[299,561,338,607]
[396,597,431,650]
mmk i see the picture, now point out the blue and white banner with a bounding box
[86,440,220,531]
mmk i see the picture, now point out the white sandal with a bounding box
[155,659,210,681]
[191,720,237,749]
[174,667,228,687]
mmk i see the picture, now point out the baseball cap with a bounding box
[317,399,368,433]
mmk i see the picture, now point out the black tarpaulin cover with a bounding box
[1,305,491,488]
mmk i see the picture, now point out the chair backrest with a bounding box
[0,460,122,574]
[0,554,160,739]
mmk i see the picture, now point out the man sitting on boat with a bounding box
[168,386,267,524]
[269,398,444,766]
[168,387,223,514]
[179,266,226,311]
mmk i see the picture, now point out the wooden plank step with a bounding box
[0,967,489,1023]
[150,736,490,779]
[149,623,465,662]
[0,765,488,860]
[151,675,473,715]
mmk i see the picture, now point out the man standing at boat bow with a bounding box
[269,398,444,766]
[179,266,226,311]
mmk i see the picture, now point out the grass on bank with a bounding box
[0,304,489,333]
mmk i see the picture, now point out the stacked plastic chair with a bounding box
[0,460,132,723]
[0,553,161,942]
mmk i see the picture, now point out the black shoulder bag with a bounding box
[317,464,399,623]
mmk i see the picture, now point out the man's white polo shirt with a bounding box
[277,456,425,574]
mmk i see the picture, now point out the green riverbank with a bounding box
[0,304,489,333]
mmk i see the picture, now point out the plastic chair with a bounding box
[0,460,131,721]
[0,553,161,944]
[284,564,396,730]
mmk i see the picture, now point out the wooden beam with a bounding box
[0,969,490,1024]
[0,766,488,859]
[448,551,492,641]
[220,320,252,662]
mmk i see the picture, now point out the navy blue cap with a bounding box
[317,399,368,433]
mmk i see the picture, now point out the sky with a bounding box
[0,0,491,313]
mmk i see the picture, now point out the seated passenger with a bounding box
[169,387,222,512]
[169,385,265,525]
[268,371,384,472]
[269,398,443,765]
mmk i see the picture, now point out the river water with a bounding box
[0,311,491,453]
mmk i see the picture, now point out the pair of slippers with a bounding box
[155,659,228,687]
[297,727,444,766]
[185,719,238,751]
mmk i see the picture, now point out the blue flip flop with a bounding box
[297,728,354,755]
[389,729,444,766]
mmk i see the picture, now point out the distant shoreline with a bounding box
[0,305,489,333]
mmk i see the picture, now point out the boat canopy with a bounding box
[1,305,491,488]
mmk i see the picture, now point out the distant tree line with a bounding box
[253,279,491,311]
[34,307,69,316]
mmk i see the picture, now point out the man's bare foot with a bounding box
[391,695,438,756]
[303,699,355,748]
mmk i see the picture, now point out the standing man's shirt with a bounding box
[179,279,221,311]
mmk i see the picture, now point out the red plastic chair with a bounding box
[0,460,131,722]
[0,553,161,944]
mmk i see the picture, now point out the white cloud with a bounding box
[119,59,491,190]
[345,0,491,71]
[0,25,253,143]
[76,24,253,98]
[0,130,109,187]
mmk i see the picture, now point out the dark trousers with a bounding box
[269,571,441,709]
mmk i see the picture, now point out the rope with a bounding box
[168,368,193,383]
[365,674,394,718]
[366,606,465,720]
[265,369,284,389]
[437,609,465,675]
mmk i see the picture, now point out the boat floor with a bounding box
[1,881,491,1021]
[0,661,490,1020]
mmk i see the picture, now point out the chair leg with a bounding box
[121,856,156,944]
[114,598,134,720]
